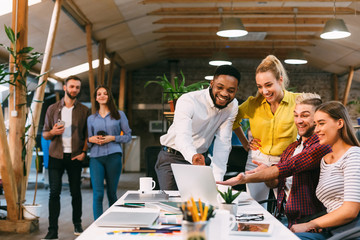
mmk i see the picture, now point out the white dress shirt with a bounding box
[160,88,238,181]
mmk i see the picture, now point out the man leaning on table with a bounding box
[217,93,332,228]
[155,65,240,190]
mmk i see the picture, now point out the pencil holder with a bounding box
[182,220,209,240]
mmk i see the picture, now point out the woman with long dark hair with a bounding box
[87,85,132,219]
[292,101,360,239]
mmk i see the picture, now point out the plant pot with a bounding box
[23,204,41,220]
[219,202,237,215]
[168,99,178,112]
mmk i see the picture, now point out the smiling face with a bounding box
[294,104,316,140]
[64,79,81,100]
[210,74,238,109]
[95,87,109,105]
[314,110,343,146]
[256,71,284,104]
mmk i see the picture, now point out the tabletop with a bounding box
[76,190,300,240]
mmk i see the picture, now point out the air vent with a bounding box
[228,32,267,41]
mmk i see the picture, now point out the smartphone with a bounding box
[57,119,65,127]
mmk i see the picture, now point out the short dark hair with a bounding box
[65,75,81,84]
[213,65,241,85]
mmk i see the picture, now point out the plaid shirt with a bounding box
[276,134,332,228]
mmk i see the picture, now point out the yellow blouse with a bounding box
[233,90,299,156]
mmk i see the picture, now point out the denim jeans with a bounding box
[48,154,82,233]
[296,232,331,240]
[90,153,122,220]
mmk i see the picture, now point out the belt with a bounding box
[162,146,182,156]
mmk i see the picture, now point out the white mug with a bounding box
[139,177,156,193]
[207,209,236,240]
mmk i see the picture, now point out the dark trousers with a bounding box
[155,150,190,190]
[48,154,82,233]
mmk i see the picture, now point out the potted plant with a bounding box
[218,187,241,215]
[144,71,209,111]
[1,25,44,220]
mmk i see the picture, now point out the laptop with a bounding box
[96,210,159,227]
[171,164,219,206]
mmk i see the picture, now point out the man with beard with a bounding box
[42,75,90,240]
[155,65,240,190]
[217,93,332,228]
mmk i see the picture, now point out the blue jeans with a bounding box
[90,153,122,220]
[296,232,331,240]
[48,154,83,233]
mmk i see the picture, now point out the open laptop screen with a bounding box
[171,163,219,206]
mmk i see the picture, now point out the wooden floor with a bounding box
[0,171,145,240]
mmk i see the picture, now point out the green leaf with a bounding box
[18,46,34,54]
[5,25,16,44]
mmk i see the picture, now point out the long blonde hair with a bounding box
[316,101,360,147]
[256,55,289,90]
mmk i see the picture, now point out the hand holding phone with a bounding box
[57,119,65,127]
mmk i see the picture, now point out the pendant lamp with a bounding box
[320,19,351,39]
[217,17,248,38]
[209,52,232,66]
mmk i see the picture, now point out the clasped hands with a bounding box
[89,135,113,145]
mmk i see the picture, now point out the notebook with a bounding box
[96,211,159,227]
[123,193,169,203]
[171,164,219,206]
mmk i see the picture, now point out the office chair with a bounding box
[223,146,248,191]
[328,226,360,240]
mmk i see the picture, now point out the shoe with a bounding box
[41,231,58,240]
[74,224,83,236]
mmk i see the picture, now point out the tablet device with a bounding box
[171,164,219,206]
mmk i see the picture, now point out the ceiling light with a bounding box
[209,52,232,66]
[217,17,248,38]
[320,19,351,39]
[54,58,110,79]
[320,0,351,40]
[285,8,307,65]
[205,76,213,80]
[285,49,308,65]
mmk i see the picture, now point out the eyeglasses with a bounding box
[236,213,264,222]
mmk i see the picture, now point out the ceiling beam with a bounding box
[148,7,357,16]
[154,26,323,33]
[142,0,352,3]
[158,34,318,41]
[154,17,330,25]
[159,41,315,47]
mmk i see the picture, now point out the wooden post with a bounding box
[333,74,338,101]
[0,108,18,221]
[343,66,354,105]
[8,0,28,216]
[23,0,63,208]
[97,40,106,85]
[107,52,115,89]
[86,24,96,114]
[118,67,126,111]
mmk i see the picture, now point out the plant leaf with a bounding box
[5,25,16,44]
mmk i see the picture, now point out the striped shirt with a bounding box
[316,146,360,213]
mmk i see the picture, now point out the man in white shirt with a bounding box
[155,65,240,190]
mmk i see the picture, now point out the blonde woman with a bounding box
[233,55,299,202]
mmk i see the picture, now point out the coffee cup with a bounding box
[139,177,156,193]
[207,209,236,240]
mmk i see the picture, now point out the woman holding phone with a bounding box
[291,101,360,239]
[233,55,299,202]
[87,85,132,220]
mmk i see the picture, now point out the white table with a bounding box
[76,191,299,240]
